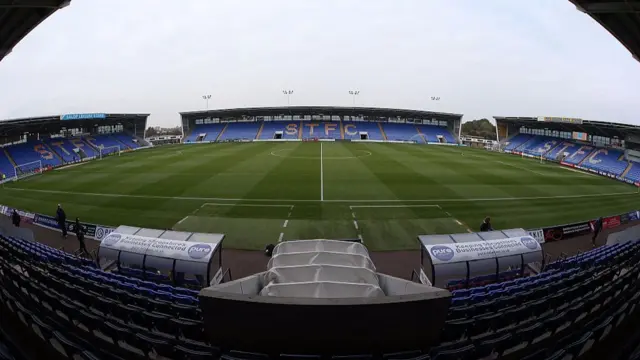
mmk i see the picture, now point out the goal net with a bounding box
[14,160,43,180]
[99,145,121,159]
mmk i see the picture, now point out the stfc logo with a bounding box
[520,236,538,250]
[102,233,122,246]
[188,244,212,259]
[430,245,455,262]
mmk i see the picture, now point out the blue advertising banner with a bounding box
[60,113,106,121]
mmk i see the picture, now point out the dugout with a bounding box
[97,226,225,288]
[417,229,543,288]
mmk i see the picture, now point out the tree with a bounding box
[461,119,496,140]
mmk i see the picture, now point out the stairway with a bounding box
[255,122,265,140]
[112,136,131,150]
[542,142,562,158]
[339,120,345,140]
[4,148,17,168]
[298,121,303,139]
[414,126,427,143]
[622,163,633,178]
[378,122,388,141]
[43,142,64,163]
[215,124,229,142]
[514,136,535,151]
[577,148,596,167]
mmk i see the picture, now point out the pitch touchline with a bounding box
[2,187,637,203]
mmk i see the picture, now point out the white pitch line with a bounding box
[455,219,463,226]
[2,187,637,203]
[496,160,546,176]
[320,142,324,202]
[352,212,356,218]
[353,220,359,230]
[201,203,293,207]
[278,233,284,242]
[176,216,188,225]
[349,205,442,209]
[445,211,452,216]
[283,220,289,228]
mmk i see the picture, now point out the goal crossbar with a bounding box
[14,160,43,180]
[99,145,121,159]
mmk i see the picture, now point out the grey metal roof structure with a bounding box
[0,0,70,62]
[570,0,640,62]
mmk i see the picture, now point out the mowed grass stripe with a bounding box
[0,142,638,251]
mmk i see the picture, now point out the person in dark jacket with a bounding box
[592,217,603,247]
[480,216,493,232]
[56,204,67,238]
[75,217,88,254]
[11,210,20,227]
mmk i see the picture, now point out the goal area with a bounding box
[99,145,121,159]
[14,160,43,180]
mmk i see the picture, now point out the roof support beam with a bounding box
[0,0,69,9]
[581,2,640,14]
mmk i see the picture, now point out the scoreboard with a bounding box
[537,116,583,125]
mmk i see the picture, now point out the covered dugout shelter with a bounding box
[97,225,226,288]
[418,229,543,289]
[0,0,70,62]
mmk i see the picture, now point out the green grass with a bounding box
[0,142,638,250]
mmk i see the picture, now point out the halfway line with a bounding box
[320,142,324,202]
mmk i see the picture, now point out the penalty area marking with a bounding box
[3,187,638,203]
[279,205,295,242]
[270,148,372,160]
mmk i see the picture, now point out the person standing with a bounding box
[56,204,67,238]
[592,217,603,247]
[75,217,88,254]
[480,216,493,232]
[11,209,20,227]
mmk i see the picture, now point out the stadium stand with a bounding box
[582,148,628,176]
[0,149,15,178]
[5,141,63,170]
[45,138,90,162]
[518,136,559,156]
[84,135,126,151]
[561,145,595,165]
[184,124,226,143]
[625,163,640,183]
[503,134,533,151]
[2,222,640,359]
[416,125,456,143]
[342,122,384,140]
[258,122,301,140]
[382,123,424,143]
[217,122,261,141]
[112,134,140,149]
[544,141,577,161]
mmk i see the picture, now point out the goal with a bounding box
[14,160,43,180]
[99,145,121,159]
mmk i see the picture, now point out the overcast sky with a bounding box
[0,0,639,127]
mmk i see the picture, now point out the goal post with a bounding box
[99,145,121,159]
[14,160,43,180]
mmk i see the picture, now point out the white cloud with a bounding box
[0,0,638,126]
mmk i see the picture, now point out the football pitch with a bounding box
[0,142,638,251]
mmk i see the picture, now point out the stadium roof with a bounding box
[0,0,70,62]
[494,116,640,138]
[0,113,149,136]
[180,106,464,121]
[570,0,640,62]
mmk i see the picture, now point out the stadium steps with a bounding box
[414,126,427,143]
[297,121,303,139]
[619,153,626,161]
[378,122,388,141]
[577,148,597,167]
[215,123,229,141]
[340,120,345,139]
[43,142,64,163]
[542,141,562,158]
[111,136,131,150]
[513,136,535,151]
[3,148,17,168]
[255,122,265,139]
[81,138,100,154]
[622,162,633,178]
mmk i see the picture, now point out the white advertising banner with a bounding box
[426,236,541,265]
[100,232,216,263]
